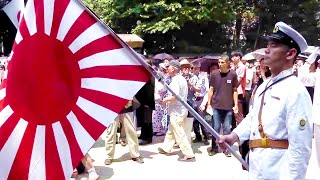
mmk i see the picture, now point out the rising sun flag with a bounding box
[0,0,150,179]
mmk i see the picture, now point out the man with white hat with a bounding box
[217,22,313,179]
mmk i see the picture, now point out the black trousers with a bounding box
[138,106,153,141]
[190,99,209,141]
[238,93,250,170]
[193,119,209,141]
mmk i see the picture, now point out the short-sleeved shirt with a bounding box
[234,62,246,96]
[168,74,188,116]
[192,72,209,97]
[209,69,238,110]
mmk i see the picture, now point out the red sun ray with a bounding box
[0,99,8,113]
[34,0,45,34]
[72,106,107,140]
[0,112,19,150]
[8,123,36,179]
[18,17,31,39]
[45,125,65,180]
[73,35,122,61]
[80,65,151,82]
[80,88,128,114]
[59,117,84,167]
[50,0,69,38]
[62,10,96,47]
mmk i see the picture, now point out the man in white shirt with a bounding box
[158,60,195,162]
[190,61,210,145]
[244,63,254,116]
[217,22,313,179]
[231,51,246,121]
[303,47,320,168]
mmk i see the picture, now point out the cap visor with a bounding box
[265,33,284,41]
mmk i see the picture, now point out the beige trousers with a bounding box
[105,112,140,160]
[183,117,194,143]
[315,124,320,168]
[161,113,195,158]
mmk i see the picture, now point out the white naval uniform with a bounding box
[234,68,313,180]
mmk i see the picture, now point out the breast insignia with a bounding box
[299,119,306,130]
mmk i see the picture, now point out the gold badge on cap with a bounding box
[273,26,279,33]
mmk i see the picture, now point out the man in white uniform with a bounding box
[217,22,313,179]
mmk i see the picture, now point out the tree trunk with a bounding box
[234,17,242,49]
[253,17,262,50]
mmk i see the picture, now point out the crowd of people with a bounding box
[71,22,319,179]
[0,21,318,180]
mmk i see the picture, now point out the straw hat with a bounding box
[180,59,191,67]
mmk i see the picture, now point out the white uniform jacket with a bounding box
[234,69,313,180]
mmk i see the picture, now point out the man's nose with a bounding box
[265,47,270,54]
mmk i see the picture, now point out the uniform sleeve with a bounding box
[281,89,313,180]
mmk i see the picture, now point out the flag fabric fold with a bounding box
[2,0,24,29]
[0,0,150,179]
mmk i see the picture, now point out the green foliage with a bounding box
[82,0,320,54]
[83,0,240,35]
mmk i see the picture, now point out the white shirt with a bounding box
[298,64,316,87]
[234,62,246,95]
[245,68,254,91]
[313,69,320,125]
[167,74,188,117]
[154,80,166,102]
[192,72,209,97]
[234,68,313,180]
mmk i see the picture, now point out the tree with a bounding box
[83,0,250,54]
[243,0,320,50]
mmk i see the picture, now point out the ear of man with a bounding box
[286,48,298,62]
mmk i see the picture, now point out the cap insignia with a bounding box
[273,26,279,33]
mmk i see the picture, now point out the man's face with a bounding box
[295,59,304,67]
[264,40,290,70]
[168,66,175,76]
[193,66,200,74]
[218,59,228,69]
[181,66,189,76]
[231,55,241,64]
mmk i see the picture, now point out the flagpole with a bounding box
[77,0,249,170]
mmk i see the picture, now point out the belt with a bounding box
[249,139,288,149]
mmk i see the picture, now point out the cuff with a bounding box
[233,127,247,145]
